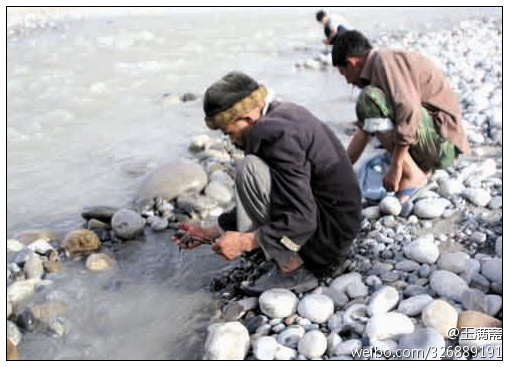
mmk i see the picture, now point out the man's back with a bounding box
[245,102,361,268]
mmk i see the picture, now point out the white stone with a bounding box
[274,344,297,360]
[24,252,44,279]
[365,312,415,341]
[203,322,250,360]
[495,237,502,258]
[379,196,401,216]
[298,330,327,359]
[437,179,465,196]
[437,252,471,274]
[421,300,458,338]
[397,294,433,316]
[346,280,369,299]
[7,320,22,346]
[7,279,39,304]
[329,272,362,294]
[277,325,304,349]
[27,239,54,254]
[135,159,208,204]
[332,339,362,356]
[481,258,502,284]
[111,209,146,240]
[413,198,449,219]
[7,239,25,252]
[403,235,439,264]
[429,270,469,302]
[362,206,380,220]
[297,294,334,324]
[259,289,298,319]
[398,328,445,360]
[462,188,491,207]
[368,286,400,316]
[253,336,278,360]
[326,333,342,355]
[484,295,502,317]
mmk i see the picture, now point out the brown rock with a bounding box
[42,260,62,273]
[29,302,67,323]
[457,310,503,329]
[62,229,101,258]
[85,253,116,271]
[7,339,20,360]
[15,230,61,245]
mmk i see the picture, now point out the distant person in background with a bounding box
[332,30,470,209]
[316,9,352,46]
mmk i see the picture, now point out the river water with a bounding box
[6,7,500,360]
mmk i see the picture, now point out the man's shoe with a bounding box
[241,265,319,296]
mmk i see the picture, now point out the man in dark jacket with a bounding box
[175,71,361,294]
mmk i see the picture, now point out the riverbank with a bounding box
[7,9,502,360]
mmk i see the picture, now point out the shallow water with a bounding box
[7,7,501,360]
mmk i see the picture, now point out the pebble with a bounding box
[111,209,146,240]
[27,238,55,255]
[485,295,502,317]
[429,270,469,302]
[462,188,491,207]
[24,252,44,279]
[403,235,439,264]
[274,344,297,360]
[7,239,25,252]
[259,289,298,319]
[203,322,250,360]
[397,294,433,316]
[85,253,116,271]
[365,312,414,341]
[398,328,445,360]
[480,258,502,283]
[331,339,362,356]
[379,196,401,216]
[62,229,101,258]
[7,279,39,304]
[7,320,22,346]
[253,336,278,360]
[421,299,458,338]
[413,198,449,219]
[277,325,304,349]
[297,294,334,324]
[437,252,471,274]
[298,330,327,359]
[362,206,380,220]
[368,286,400,316]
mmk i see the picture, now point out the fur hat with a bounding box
[203,71,267,130]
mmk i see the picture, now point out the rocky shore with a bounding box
[7,15,502,360]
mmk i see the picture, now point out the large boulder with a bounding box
[134,159,208,206]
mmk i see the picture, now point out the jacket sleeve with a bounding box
[370,53,423,146]
[255,129,317,255]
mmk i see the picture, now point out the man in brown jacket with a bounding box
[332,31,470,208]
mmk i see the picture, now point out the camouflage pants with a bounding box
[356,86,458,172]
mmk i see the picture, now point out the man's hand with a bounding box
[173,223,213,250]
[211,231,258,261]
[383,163,403,192]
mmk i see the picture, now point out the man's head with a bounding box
[332,30,373,87]
[203,71,266,148]
[315,10,328,25]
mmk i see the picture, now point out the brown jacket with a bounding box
[360,48,470,154]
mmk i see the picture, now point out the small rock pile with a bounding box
[6,134,245,358]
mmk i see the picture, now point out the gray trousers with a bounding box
[235,155,295,267]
